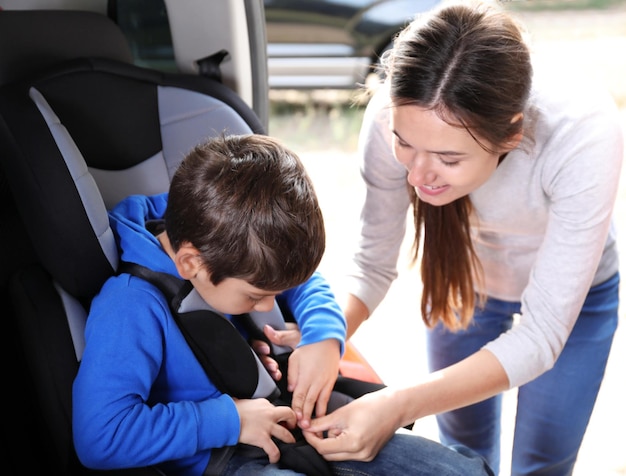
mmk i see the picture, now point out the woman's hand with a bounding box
[304,350,511,462]
[234,398,297,463]
[302,388,399,462]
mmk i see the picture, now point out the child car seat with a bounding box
[0,7,385,475]
[0,9,263,475]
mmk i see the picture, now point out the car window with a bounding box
[110,0,177,72]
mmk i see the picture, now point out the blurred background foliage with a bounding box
[505,0,626,11]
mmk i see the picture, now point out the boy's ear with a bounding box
[173,244,203,279]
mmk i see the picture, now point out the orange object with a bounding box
[339,340,383,384]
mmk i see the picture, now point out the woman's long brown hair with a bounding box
[384,2,532,329]
[411,190,483,330]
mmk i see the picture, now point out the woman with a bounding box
[274,2,623,475]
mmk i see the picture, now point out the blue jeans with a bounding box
[221,432,494,475]
[427,272,620,476]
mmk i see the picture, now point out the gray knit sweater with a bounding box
[347,66,623,388]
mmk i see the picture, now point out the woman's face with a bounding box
[391,104,502,206]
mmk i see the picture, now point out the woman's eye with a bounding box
[438,156,460,167]
[392,134,410,148]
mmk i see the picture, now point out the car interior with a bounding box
[0,1,381,473]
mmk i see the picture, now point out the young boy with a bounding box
[72,134,493,476]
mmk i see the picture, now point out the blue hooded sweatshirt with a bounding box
[72,193,346,475]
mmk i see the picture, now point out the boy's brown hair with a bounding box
[165,134,325,291]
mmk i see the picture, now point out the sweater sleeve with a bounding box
[345,85,412,313]
[483,75,624,389]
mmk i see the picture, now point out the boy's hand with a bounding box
[234,398,297,463]
[251,325,341,428]
[251,323,302,381]
[264,322,302,349]
[288,339,341,428]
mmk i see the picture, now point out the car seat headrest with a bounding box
[0,9,264,303]
[0,10,133,87]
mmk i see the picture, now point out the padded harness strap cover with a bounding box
[118,261,280,400]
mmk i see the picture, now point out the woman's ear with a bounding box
[504,131,523,151]
[173,244,203,279]
[502,112,524,152]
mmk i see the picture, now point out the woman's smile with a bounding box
[418,183,450,196]
[390,105,502,206]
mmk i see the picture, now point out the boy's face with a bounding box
[170,239,283,315]
[191,266,281,315]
